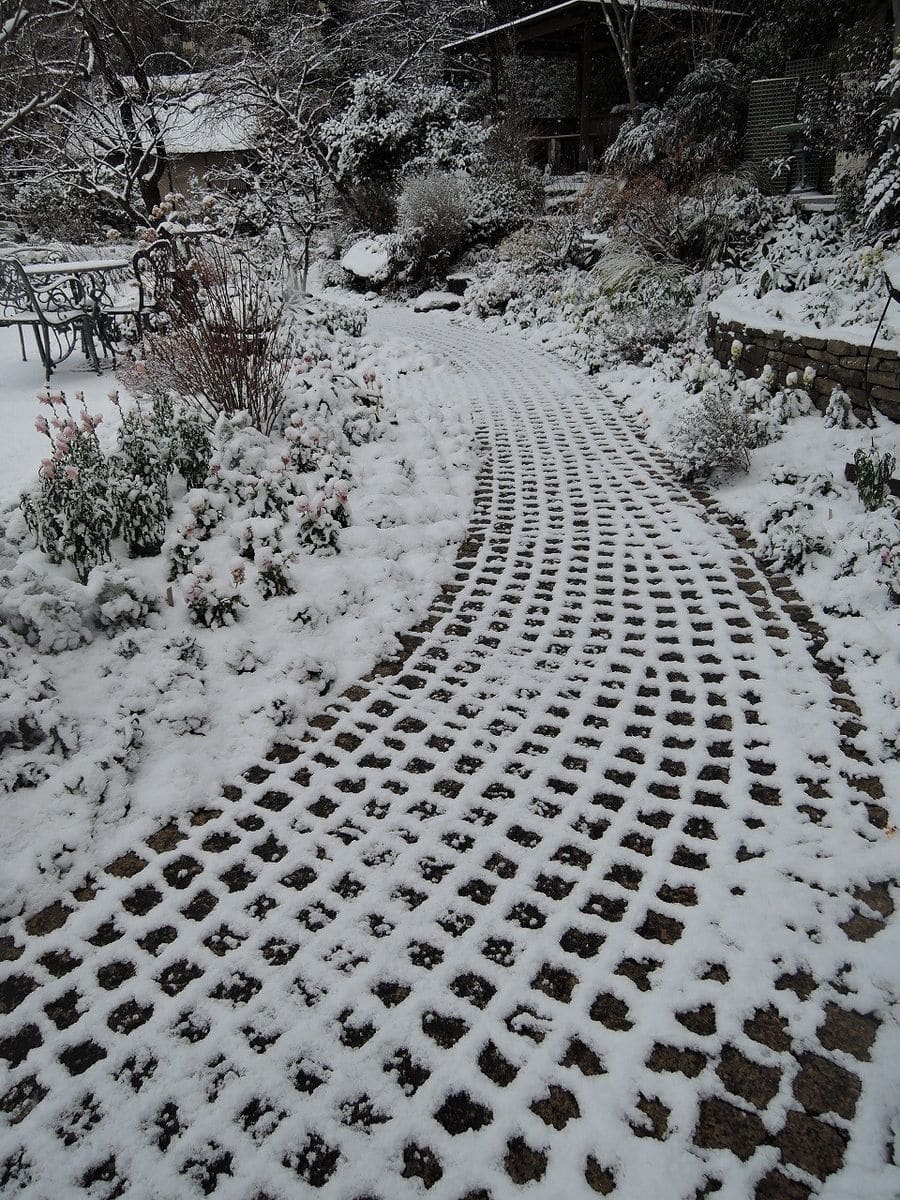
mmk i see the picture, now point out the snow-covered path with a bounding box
[2,312,898,1200]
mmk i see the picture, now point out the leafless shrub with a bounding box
[137,243,294,435]
[396,171,473,282]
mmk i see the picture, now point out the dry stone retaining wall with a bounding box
[708,312,900,424]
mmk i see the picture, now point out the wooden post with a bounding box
[578,22,594,169]
[489,42,502,97]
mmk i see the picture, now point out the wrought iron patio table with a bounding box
[13,257,131,375]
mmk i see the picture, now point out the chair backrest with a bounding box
[133,241,175,310]
[0,259,35,317]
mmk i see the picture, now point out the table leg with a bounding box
[81,316,101,373]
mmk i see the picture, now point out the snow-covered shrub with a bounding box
[464,266,528,318]
[865,55,900,231]
[235,516,281,562]
[0,567,91,653]
[0,633,79,793]
[182,489,227,540]
[208,415,295,514]
[285,413,324,472]
[604,60,743,189]
[770,371,814,423]
[343,405,382,446]
[11,176,128,242]
[396,171,473,283]
[21,391,113,583]
[824,386,860,429]
[855,446,896,511]
[604,271,697,361]
[256,552,296,600]
[296,481,350,554]
[108,403,169,557]
[670,387,752,481]
[734,363,783,447]
[503,214,588,273]
[835,508,900,578]
[468,164,543,245]
[164,522,201,581]
[322,73,485,230]
[87,563,159,635]
[295,655,336,695]
[183,566,247,629]
[595,175,765,271]
[757,500,832,573]
[170,404,212,489]
[880,543,900,605]
[225,638,268,675]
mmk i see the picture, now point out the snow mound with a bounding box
[412,291,461,313]
[340,236,392,284]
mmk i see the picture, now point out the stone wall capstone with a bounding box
[707,312,900,424]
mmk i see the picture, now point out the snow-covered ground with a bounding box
[449,267,900,818]
[0,318,475,916]
[0,327,128,509]
[1,307,897,1200]
[609,359,900,804]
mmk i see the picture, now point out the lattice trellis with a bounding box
[746,56,835,193]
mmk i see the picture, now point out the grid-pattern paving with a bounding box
[0,315,893,1199]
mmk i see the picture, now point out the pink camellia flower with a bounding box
[38,391,54,407]
[39,459,56,480]
[303,354,315,365]
[65,466,79,481]
[335,487,349,505]
[35,416,50,435]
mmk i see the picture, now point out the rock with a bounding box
[411,291,462,313]
[446,273,474,296]
[340,237,392,284]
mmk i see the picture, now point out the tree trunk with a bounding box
[598,0,641,117]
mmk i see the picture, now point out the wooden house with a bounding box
[444,0,745,173]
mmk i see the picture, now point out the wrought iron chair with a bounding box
[0,259,98,379]
[89,241,177,357]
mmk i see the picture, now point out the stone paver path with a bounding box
[1,314,895,1199]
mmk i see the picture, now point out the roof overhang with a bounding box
[444,0,746,55]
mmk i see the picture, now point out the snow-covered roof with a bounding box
[140,75,256,156]
[74,73,257,158]
[156,79,256,156]
[444,0,746,52]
